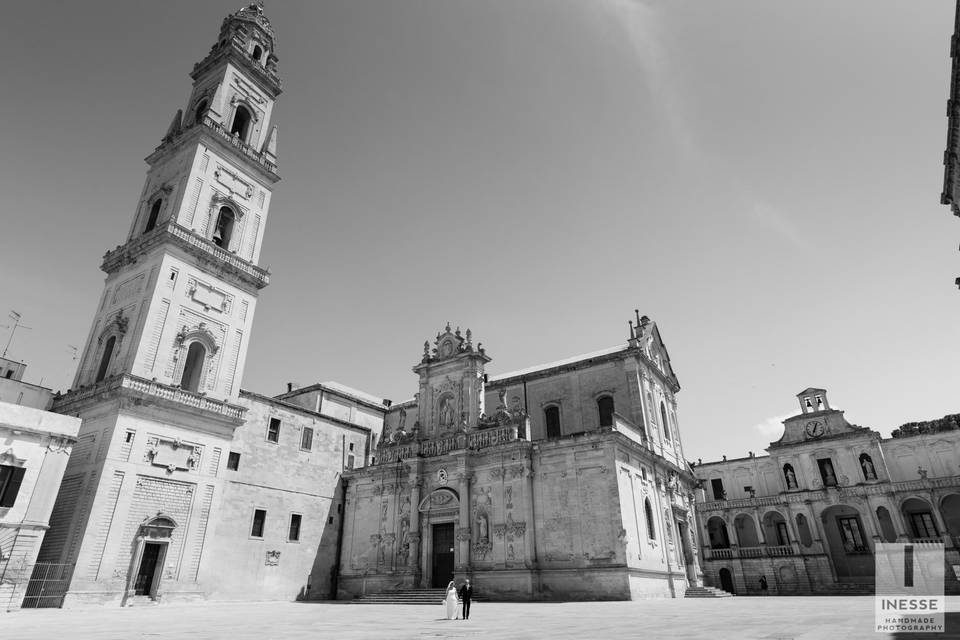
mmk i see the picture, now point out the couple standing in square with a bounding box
[443,579,473,620]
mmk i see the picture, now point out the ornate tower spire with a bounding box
[64,3,284,407]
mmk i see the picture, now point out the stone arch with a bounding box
[173,324,219,393]
[901,496,939,539]
[821,504,874,579]
[92,311,129,384]
[940,494,960,542]
[795,513,813,547]
[876,506,897,542]
[706,515,730,549]
[734,513,760,547]
[761,510,790,546]
[418,487,460,513]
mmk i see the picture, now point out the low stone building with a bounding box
[693,388,960,595]
[338,317,702,601]
[0,363,80,610]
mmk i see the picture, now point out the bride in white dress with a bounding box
[443,581,459,619]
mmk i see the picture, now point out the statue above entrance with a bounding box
[412,324,491,438]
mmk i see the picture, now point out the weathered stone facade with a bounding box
[0,366,80,611]
[338,318,702,600]
[693,388,960,595]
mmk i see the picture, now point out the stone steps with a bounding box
[351,589,487,605]
[685,586,735,598]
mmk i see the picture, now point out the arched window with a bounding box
[144,199,162,234]
[644,498,656,539]
[597,395,614,428]
[859,453,877,480]
[659,402,671,440]
[95,335,116,383]
[212,206,235,248]
[544,405,561,439]
[252,45,263,62]
[230,105,252,141]
[195,99,208,125]
[179,342,206,392]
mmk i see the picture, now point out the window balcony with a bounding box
[102,219,270,290]
[53,373,246,426]
[197,115,277,176]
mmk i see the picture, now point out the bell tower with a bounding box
[69,3,279,400]
[37,4,284,605]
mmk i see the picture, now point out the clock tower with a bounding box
[36,4,283,605]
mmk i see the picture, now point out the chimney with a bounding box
[286,382,300,393]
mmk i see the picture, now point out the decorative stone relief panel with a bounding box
[144,435,203,474]
[213,164,254,200]
[186,277,232,314]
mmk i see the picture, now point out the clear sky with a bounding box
[0,1,957,462]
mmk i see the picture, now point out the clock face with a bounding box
[805,420,825,438]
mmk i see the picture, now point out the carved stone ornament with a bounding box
[265,550,281,566]
[214,164,255,200]
[0,448,25,467]
[472,540,493,560]
[144,436,203,474]
[175,323,221,355]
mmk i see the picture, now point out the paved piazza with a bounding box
[3,597,960,640]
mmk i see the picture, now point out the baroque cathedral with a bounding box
[20,5,700,606]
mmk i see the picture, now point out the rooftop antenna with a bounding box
[1,311,33,358]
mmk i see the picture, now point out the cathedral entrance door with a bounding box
[431,523,455,588]
[134,543,163,596]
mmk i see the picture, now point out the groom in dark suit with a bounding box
[459,579,473,620]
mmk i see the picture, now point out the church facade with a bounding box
[27,5,701,607]
[693,389,960,596]
[337,316,703,600]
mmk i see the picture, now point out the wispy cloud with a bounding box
[598,0,697,157]
[752,413,792,440]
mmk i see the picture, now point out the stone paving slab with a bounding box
[2,597,960,640]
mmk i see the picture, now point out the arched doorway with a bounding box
[417,488,460,588]
[940,494,960,545]
[126,515,177,602]
[902,497,939,540]
[821,505,874,582]
[734,514,760,548]
[706,516,730,549]
[719,567,736,594]
[762,511,790,547]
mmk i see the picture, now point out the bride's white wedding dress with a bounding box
[443,587,459,619]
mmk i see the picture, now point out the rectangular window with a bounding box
[837,516,867,553]
[227,452,240,471]
[300,427,314,451]
[348,442,354,452]
[251,508,266,538]
[817,458,837,487]
[544,406,561,439]
[910,512,938,539]
[288,513,302,542]
[266,417,281,443]
[346,454,355,470]
[0,465,26,508]
[710,478,726,501]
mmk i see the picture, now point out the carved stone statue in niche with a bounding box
[477,512,490,543]
[439,396,454,428]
